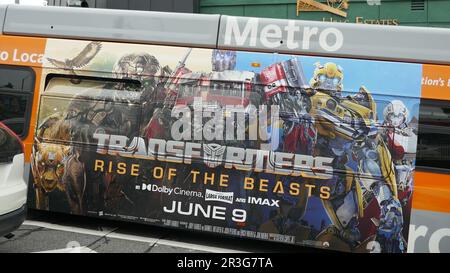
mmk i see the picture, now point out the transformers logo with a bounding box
[93,133,334,179]
[203,143,226,168]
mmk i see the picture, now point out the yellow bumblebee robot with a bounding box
[305,62,404,252]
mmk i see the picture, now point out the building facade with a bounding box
[46,0,450,28]
[199,0,450,28]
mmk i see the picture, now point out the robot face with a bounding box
[314,62,343,92]
[387,113,405,127]
[318,74,342,90]
[113,53,160,82]
[383,100,409,127]
[319,75,341,86]
[212,50,236,72]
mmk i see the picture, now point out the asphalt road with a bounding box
[0,209,330,253]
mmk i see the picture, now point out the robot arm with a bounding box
[372,182,404,253]
[260,60,316,154]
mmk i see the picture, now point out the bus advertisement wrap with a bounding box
[27,39,423,253]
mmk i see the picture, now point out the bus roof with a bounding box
[0,4,220,48]
[0,4,449,65]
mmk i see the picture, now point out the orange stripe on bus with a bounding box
[413,171,450,214]
[0,35,46,67]
[0,35,47,161]
[421,64,450,100]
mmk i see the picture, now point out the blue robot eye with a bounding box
[319,75,326,81]
[333,78,339,85]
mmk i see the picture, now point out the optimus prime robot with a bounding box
[143,49,261,224]
[257,59,317,239]
[260,60,405,252]
[145,49,259,145]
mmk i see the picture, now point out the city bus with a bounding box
[0,4,448,253]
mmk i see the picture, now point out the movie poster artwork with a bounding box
[28,39,422,253]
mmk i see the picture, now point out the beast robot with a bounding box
[32,43,164,214]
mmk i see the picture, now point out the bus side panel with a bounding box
[410,171,450,253]
[408,64,450,253]
[421,64,450,101]
[29,38,423,253]
[408,171,450,253]
[408,209,450,253]
[0,36,46,202]
[0,35,46,158]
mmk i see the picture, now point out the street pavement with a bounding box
[0,210,328,253]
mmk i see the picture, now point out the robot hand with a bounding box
[376,198,405,253]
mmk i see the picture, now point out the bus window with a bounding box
[0,65,35,137]
[416,99,450,170]
[37,77,142,146]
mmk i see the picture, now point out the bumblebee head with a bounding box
[313,62,343,92]
[324,63,340,78]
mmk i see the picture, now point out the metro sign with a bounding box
[296,0,349,18]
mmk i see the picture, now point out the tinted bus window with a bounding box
[37,77,142,146]
[0,65,35,137]
[416,99,450,170]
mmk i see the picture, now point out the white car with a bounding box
[0,121,27,237]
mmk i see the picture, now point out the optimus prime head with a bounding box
[310,62,343,94]
[212,50,237,72]
[112,53,160,82]
[383,100,409,128]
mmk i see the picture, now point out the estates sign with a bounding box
[296,0,400,26]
